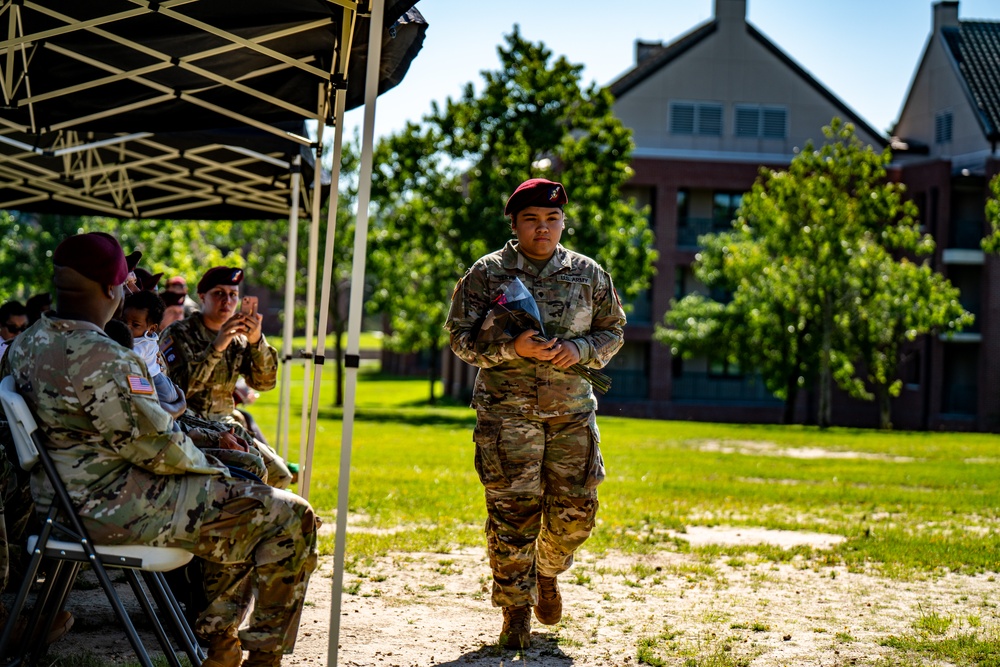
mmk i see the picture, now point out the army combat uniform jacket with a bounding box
[446,240,626,417]
[161,314,277,422]
[1,315,227,545]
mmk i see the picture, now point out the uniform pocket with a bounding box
[473,415,507,489]
[583,413,605,490]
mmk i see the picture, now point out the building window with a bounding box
[670,102,724,136]
[713,191,743,231]
[734,105,787,138]
[935,111,953,144]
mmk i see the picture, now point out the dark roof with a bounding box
[609,22,717,98]
[608,19,887,147]
[941,21,1000,141]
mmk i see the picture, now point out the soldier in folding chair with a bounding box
[0,233,320,667]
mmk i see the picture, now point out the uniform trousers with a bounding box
[84,476,318,654]
[474,410,605,608]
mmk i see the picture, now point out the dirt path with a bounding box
[40,531,998,666]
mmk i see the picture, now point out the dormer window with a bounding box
[670,102,724,136]
[934,111,953,144]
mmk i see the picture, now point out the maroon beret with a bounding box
[197,266,244,294]
[503,178,568,216]
[53,232,140,285]
[134,267,164,291]
[160,291,185,307]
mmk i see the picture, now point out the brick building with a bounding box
[441,0,1000,432]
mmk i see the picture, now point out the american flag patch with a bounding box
[127,374,154,395]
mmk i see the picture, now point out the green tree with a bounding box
[984,172,1000,254]
[658,119,969,428]
[370,27,657,402]
[242,139,360,406]
[0,212,238,300]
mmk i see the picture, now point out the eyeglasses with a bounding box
[3,322,27,334]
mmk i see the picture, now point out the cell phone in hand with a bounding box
[241,296,258,316]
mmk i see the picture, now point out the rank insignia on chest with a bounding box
[127,374,155,395]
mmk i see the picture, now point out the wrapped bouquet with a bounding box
[475,278,612,394]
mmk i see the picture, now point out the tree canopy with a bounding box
[657,119,972,428]
[368,27,657,401]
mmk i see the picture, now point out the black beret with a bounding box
[197,266,244,294]
[503,178,568,216]
[53,232,140,285]
[134,267,164,291]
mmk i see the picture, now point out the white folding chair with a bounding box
[0,375,204,667]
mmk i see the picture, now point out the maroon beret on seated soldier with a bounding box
[196,266,244,294]
[52,232,141,285]
[134,267,164,292]
[503,178,568,217]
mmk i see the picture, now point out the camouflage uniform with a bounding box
[2,315,318,653]
[160,314,292,489]
[446,240,626,607]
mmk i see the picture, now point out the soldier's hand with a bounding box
[213,313,250,351]
[217,429,250,452]
[549,339,581,369]
[243,310,263,345]
[512,330,559,361]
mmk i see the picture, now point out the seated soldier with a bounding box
[1,233,318,667]
[121,291,267,482]
[161,267,293,489]
[0,301,28,360]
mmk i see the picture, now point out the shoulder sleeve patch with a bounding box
[127,374,155,395]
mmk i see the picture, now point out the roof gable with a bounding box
[941,21,1000,140]
[608,19,886,147]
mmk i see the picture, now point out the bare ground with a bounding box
[34,528,999,666]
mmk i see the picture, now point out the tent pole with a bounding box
[276,154,303,456]
[328,0,383,664]
[299,86,328,476]
[301,82,347,502]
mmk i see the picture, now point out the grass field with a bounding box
[251,359,1000,580]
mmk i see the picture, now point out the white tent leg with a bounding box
[301,83,347,502]
[327,1,384,664]
[298,88,328,479]
[276,154,303,457]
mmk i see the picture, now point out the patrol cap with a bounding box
[52,232,141,285]
[503,178,568,217]
[134,267,163,291]
[197,266,244,294]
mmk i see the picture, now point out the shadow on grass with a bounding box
[317,407,477,428]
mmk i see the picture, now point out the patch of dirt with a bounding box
[696,440,916,462]
[37,533,999,666]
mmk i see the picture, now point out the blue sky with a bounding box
[343,0,1000,142]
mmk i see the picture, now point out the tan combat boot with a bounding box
[200,628,242,667]
[534,574,562,625]
[500,605,531,649]
[243,650,283,667]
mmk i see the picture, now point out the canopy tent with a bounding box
[0,1,426,664]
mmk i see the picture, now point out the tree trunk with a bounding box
[333,329,344,408]
[782,376,798,424]
[876,383,892,430]
[818,300,833,428]
[428,341,439,405]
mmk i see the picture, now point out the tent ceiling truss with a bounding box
[0,0,361,220]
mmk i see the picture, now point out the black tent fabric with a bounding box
[0,0,427,219]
